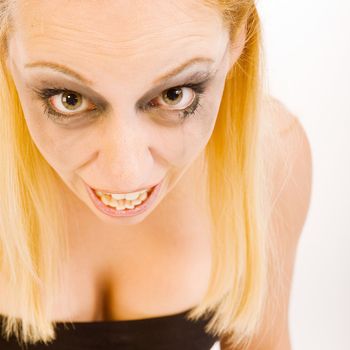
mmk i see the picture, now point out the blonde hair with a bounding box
[0,1,275,349]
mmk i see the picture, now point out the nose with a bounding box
[91,112,153,192]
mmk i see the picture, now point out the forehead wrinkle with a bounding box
[14,1,229,91]
[24,34,216,90]
[18,0,225,56]
[27,10,222,52]
[25,19,223,79]
[30,24,213,62]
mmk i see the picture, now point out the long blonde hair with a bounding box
[0,1,274,349]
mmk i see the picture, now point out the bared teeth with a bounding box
[95,189,149,201]
[97,191,149,210]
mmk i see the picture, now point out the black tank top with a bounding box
[0,308,220,349]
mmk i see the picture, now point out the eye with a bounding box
[33,79,208,124]
[149,87,196,110]
[47,90,96,116]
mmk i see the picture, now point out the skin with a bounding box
[2,4,313,349]
[6,0,245,232]
[3,0,246,322]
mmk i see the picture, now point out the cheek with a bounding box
[8,65,92,174]
[26,116,86,174]
[16,93,91,173]
[31,124,94,175]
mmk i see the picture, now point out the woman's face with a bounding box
[6,0,245,225]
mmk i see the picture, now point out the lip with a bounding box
[84,180,163,218]
[90,183,158,195]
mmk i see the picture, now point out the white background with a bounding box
[256,1,350,349]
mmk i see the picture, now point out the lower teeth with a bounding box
[98,194,148,210]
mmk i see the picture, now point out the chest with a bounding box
[0,154,213,321]
[45,157,213,321]
[48,221,213,322]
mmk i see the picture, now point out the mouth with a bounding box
[84,180,163,217]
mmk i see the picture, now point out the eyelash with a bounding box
[33,82,207,123]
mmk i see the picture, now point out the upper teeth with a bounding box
[95,189,149,200]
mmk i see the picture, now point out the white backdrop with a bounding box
[256,1,350,349]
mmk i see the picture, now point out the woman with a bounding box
[0,0,312,349]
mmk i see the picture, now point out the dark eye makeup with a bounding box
[31,79,211,125]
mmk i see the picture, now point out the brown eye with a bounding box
[162,88,184,105]
[151,87,196,110]
[61,91,82,110]
[48,90,95,115]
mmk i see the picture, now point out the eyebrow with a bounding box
[24,56,215,87]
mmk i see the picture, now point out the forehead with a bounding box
[9,0,228,85]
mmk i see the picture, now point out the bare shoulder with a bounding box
[253,95,312,347]
[220,95,313,349]
[260,94,298,131]
[260,94,313,239]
